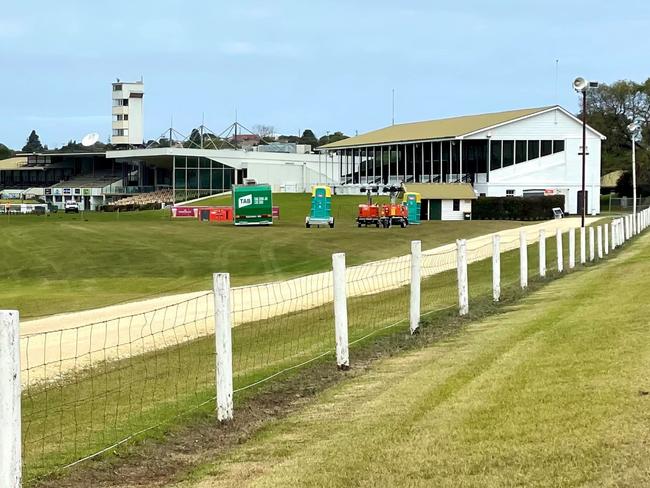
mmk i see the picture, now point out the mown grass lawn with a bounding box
[0,193,527,318]
[182,234,650,488]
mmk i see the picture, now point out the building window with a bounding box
[506,189,515,197]
[515,140,527,164]
[113,114,130,122]
[490,140,501,170]
[112,129,129,137]
[528,140,539,160]
[541,140,553,157]
[553,140,565,153]
[453,199,460,211]
[502,141,514,167]
[112,98,129,107]
[113,84,122,91]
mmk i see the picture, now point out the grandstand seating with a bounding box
[51,171,121,189]
[109,189,174,207]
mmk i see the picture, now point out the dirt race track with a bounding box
[20,217,600,384]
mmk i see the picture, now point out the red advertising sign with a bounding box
[172,207,197,218]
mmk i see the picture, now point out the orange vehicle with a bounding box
[357,185,409,228]
[357,186,382,227]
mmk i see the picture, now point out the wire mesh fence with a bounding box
[12,214,644,484]
[21,292,215,481]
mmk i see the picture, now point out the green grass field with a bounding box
[1,193,526,318]
[180,233,650,488]
[22,224,587,483]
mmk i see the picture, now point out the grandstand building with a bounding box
[1,147,336,210]
[321,106,605,215]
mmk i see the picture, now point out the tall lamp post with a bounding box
[573,77,599,228]
[627,121,640,220]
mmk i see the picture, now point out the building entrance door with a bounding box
[577,190,588,215]
[430,200,442,220]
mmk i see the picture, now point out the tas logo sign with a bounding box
[238,194,253,208]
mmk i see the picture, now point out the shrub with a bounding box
[473,195,565,220]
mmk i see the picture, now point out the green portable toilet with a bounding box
[305,185,334,228]
[232,183,273,226]
[403,192,421,224]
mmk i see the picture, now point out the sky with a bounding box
[1,0,649,149]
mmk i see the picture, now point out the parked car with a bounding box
[64,201,80,213]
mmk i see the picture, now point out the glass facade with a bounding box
[173,156,235,201]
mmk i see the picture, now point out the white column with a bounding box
[597,225,603,259]
[556,228,563,273]
[569,227,576,269]
[409,240,421,334]
[589,227,595,262]
[580,227,586,264]
[539,229,546,278]
[520,230,528,289]
[0,310,21,488]
[332,253,350,369]
[492,234,500,302]
[456,239,469,315]
[213,274,233,422]
[604,223,609,255]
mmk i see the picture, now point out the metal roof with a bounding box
[322,106,589,149]
[0,157,28,170]
[404,183,477,200]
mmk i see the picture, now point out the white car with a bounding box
[64,201,80,213]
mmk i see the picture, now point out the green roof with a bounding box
[322,106,555,149]
[404,183,477,200]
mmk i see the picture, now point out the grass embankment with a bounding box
[1,193,525,318]
[182,236,650,487]
[25,226,580,483]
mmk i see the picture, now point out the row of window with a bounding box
[112,98,129,107]
[113,114,129,122]
[490,140,564,170]
[112,129,129,137]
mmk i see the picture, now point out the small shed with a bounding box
[403,183,477,221]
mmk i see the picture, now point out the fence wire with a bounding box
[21,292,215,481]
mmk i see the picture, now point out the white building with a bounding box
[111,80,144,146]
[321,106,605,215]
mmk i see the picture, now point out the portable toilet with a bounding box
[232,183,273,226]
[403,192,421,224]
[305,185,334,228]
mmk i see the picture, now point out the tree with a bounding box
[0,143,14,160]
[583,79,650,175]
[22,130,44,153]
[299,129,318,148]
[318,131,349,147]
[253,124,275,140]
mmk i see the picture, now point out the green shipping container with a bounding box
[232,184,273,226]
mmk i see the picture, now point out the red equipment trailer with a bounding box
[357,185,409,228]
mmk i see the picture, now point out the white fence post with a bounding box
[409,240,421,334]
[492,234,500,302]
[612,220,618,249]
[625,216,629,241]
[332,253,350,370]
[604,223,609,255]
[539,229,546,278]
[589,226,595,262]
[213,274,233,422]
[580,227,586,264]
[556,228,563,273]
[456,239,469,315]
[519,230,528,289]
[0,310,21,488]
[597,225,603,259]
[569,227,576,269]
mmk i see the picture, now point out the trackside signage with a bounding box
[238,194,253,208]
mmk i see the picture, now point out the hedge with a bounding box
[472,195,565,221]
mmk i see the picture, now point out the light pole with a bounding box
[627,121,640,220]
[573,77,599,228]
